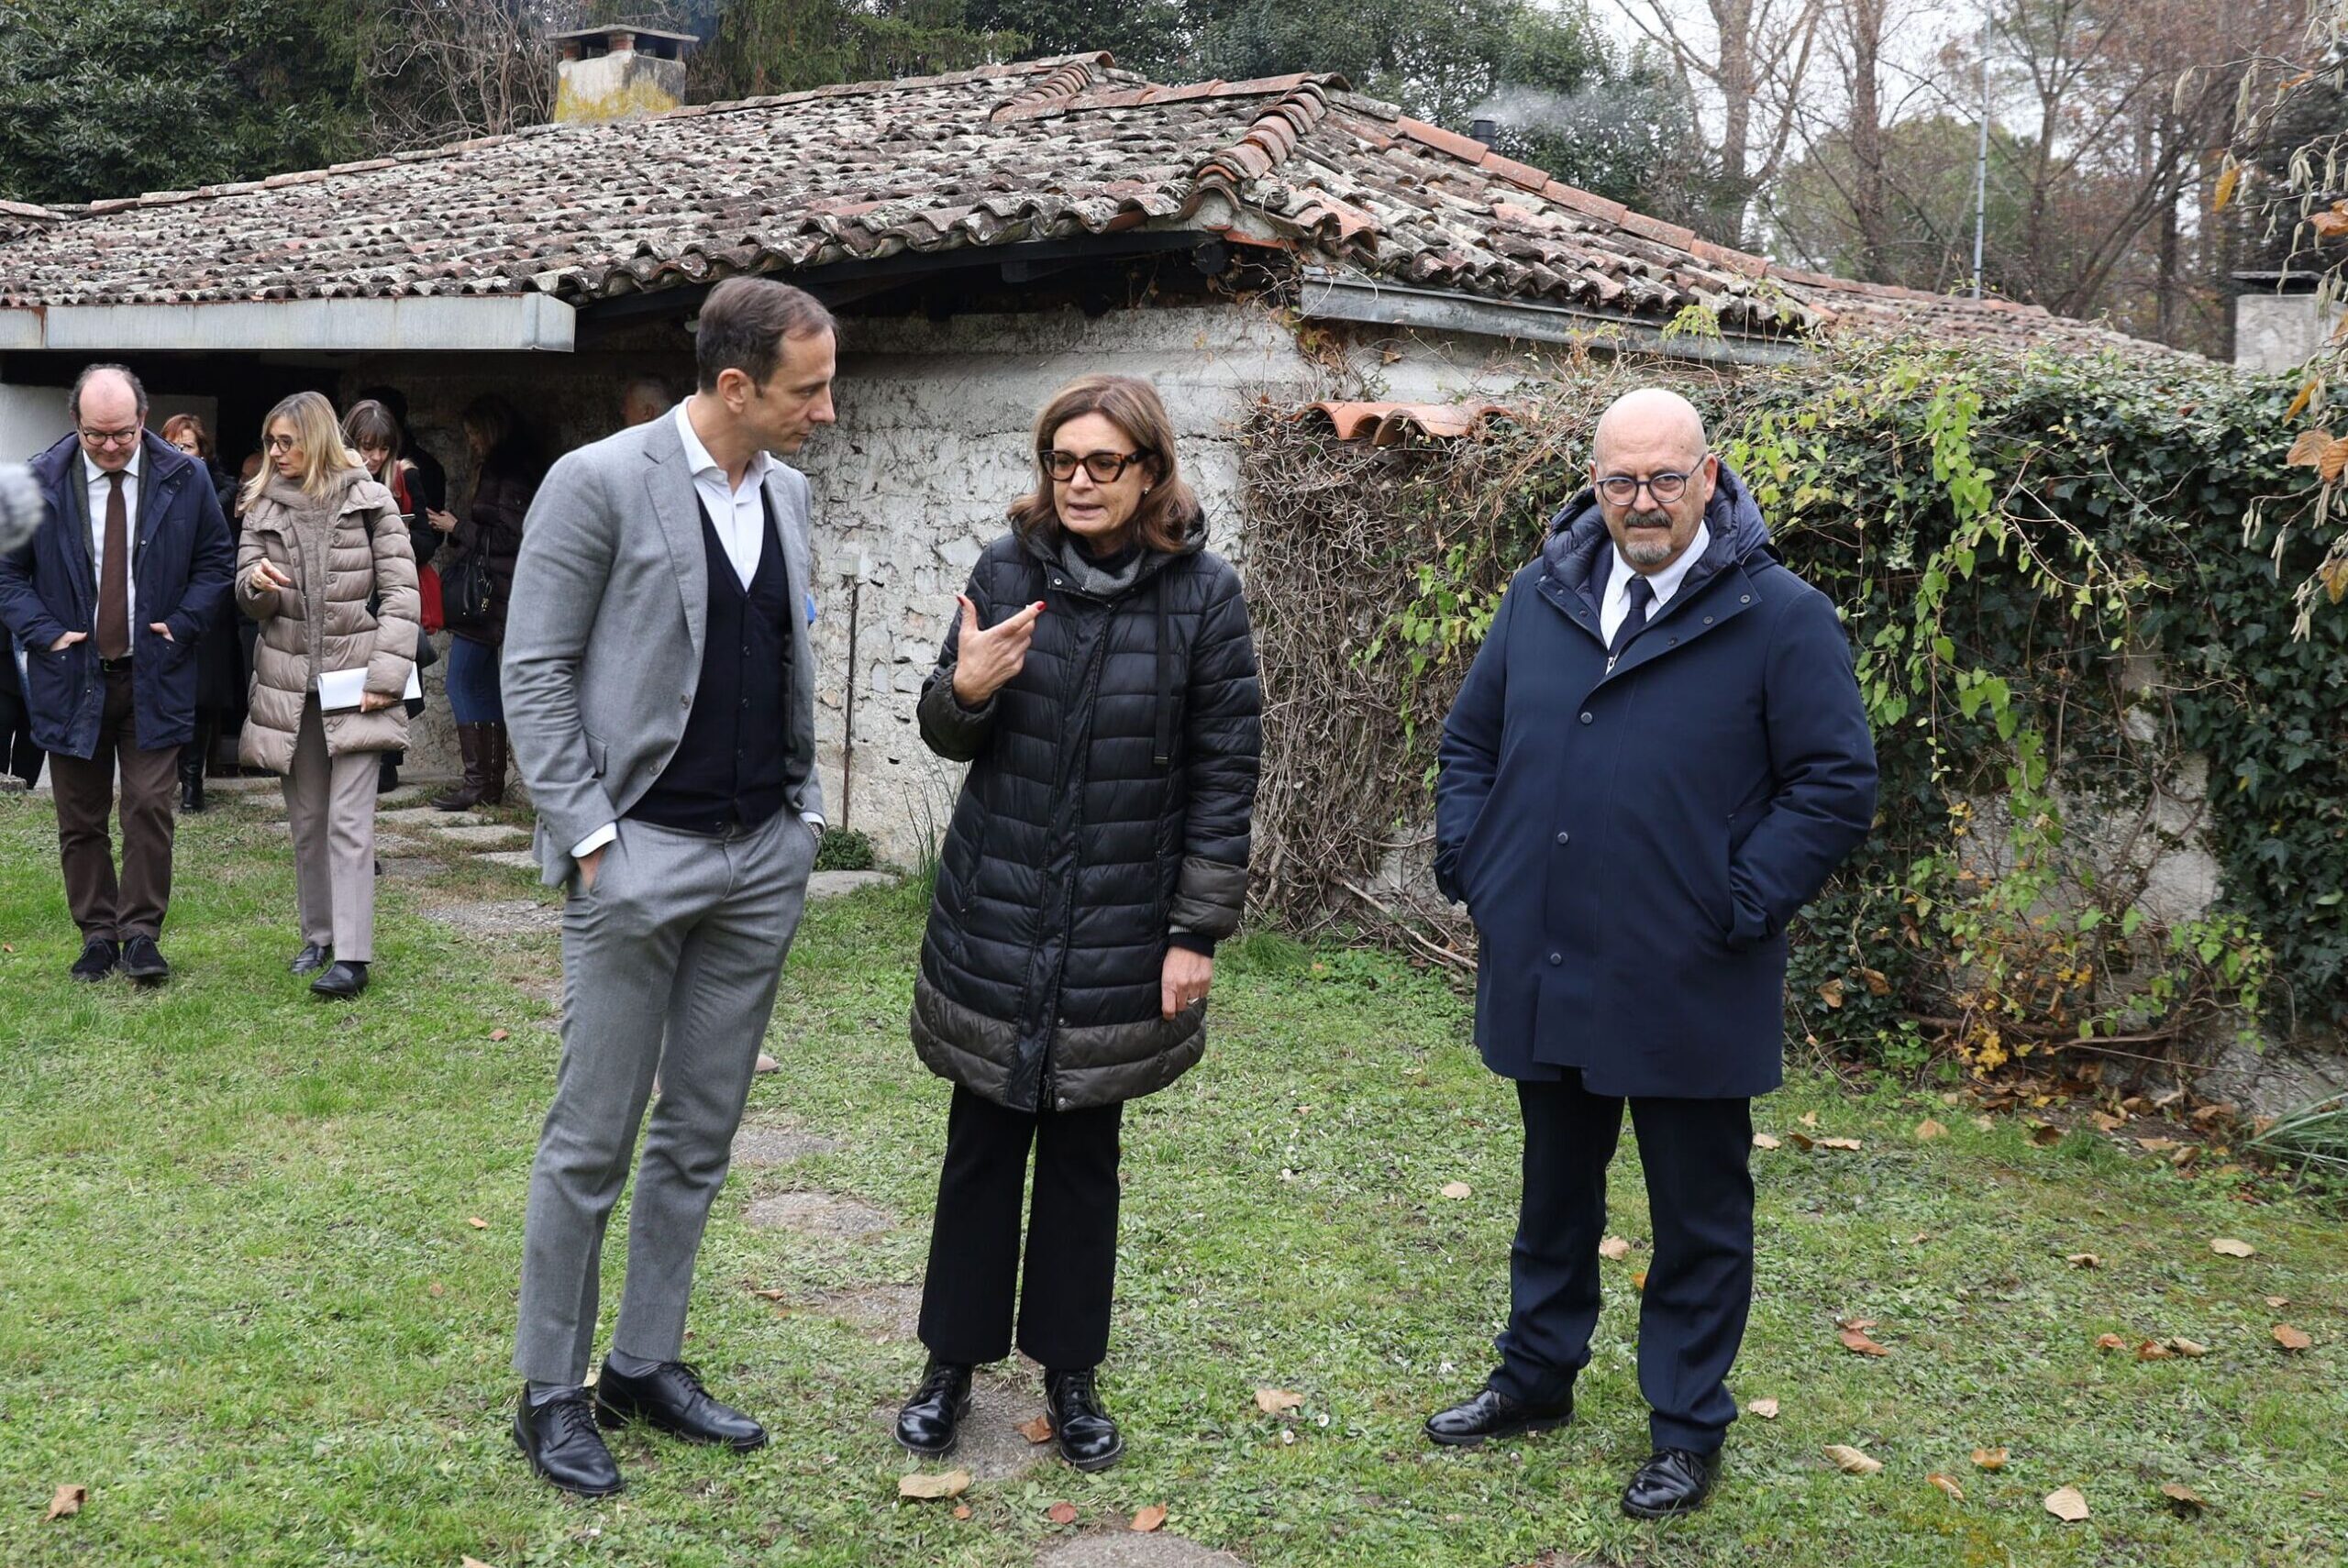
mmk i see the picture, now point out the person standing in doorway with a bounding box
[502,278,836,1498]
[892,375,1262,1474]
[428,394,539,812]
[234,392,420,999]
[343,398,443,795]
[0,366,233,984]
[161,413,243,813]
[1422,388,1877,1518]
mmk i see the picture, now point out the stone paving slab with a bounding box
[476,850,540,870]
[803,1282,920,1341]
[807,869,899,900]
[422,898,563,937]
[872,1377,1052,1482]
[433,823,531,849]
[378,806,486,826]
[378,858,438,880]
[733,1126,842,1165]
[744,1190,893,1237]
[372,832,427,857]
[1036,1535,1250,1568]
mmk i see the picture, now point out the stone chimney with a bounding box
[549,25,697,124]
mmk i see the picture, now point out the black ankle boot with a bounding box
[894,1360,973,1457]
[178,747,205,813]
[1044,1366,1123,1472]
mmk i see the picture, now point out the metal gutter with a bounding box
[1298,271,1809,368]
[0,293,575,352]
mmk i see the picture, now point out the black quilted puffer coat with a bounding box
[911,519,1262,1113]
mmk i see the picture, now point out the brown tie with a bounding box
[96,469,129,660]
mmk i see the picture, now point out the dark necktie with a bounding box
[1607,572,1654,669]
[96,469,129,661]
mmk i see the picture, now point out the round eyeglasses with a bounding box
[1595,469,1695,507]
[1042,448,1153,484]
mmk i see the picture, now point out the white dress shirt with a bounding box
[675,399,773,590]
[85,446,143,626]
[1599,519,1711,647]
[570,404,816,863]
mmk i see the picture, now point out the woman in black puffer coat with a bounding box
[895,375,1261,1474]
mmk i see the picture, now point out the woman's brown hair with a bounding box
[160,413,213,459]
[1008,375,1201,555]
[341,399,402,465]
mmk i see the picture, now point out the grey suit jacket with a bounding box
[503,413,824,889]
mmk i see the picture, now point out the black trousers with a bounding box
[0,675,41,784]
[917,1084,1124,1370]
[1491,1073,1754,1453]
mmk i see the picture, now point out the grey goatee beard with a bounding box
[1620,508,1676,568]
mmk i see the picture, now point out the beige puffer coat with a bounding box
[236,468,421,772]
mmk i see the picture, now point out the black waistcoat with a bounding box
[630,490,792,835]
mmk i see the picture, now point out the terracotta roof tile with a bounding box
[0,51,2170,355]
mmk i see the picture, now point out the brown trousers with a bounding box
[49,665,180,941]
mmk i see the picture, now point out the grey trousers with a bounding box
[513,810,816,1385]
[282,697,381,962]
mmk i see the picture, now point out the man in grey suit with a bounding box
[503,277,836,1497]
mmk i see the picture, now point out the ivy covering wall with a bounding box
[1240,340,2344,1073]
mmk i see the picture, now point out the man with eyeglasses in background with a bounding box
[1421,387,1877,1518]
[0,365,233,985]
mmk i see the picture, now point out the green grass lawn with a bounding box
[0,788,2341,1567]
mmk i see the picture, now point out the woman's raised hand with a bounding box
[949,594,1044,706]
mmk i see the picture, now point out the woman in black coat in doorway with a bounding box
[161,414,246,810]
[893,375,1262,1473]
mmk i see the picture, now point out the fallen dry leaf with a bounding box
[2030,1123,2065,1147]
[1747,1397,1779,1419]
[1972,1115,1996,1132]
[1972,1447,2009,1470]
[2090,1110,2127,1132]
[1926,1473,1965,1501]
[2160,1481,2208,1513]
[2273,1324,2313,1352]
[1800,1110,1820,1128]
[1840,1327,1889,1357]
[754,1053,781,1073]
[1819,1137,1864,1151]
[1439,1181,1472,1200]
[2043,1485,2091,1522]
[466,1216,488,1230]
[1819,977,1845,1009]
[1018,1415,1054,1444]
[2266,1295,2292,1309]
[2094,1333,2128,1352]
[2136,1136,2182,1153]
[45,1484,85,1522]
[2169,1338,2210,1358]
[1131,1505,1168,1533]
[1788,1131,1817,1152]
[1914,1119,1947,1142]
[2135,1340,2173,1362]
[463,1559,493,1568]
[2210,1237,2255,1258]
[1047,1501,1079,1526]
[427,1280,445,1297]
[1254,1387,1304,1416]
[898,1470,972,1500]
[2066,1253,2101,1269]
[1752,1132,1781,1150]
[952,1504,972,1520]
[1824,1444,1882,1475]
[489,1028,510,1042]
[748,1286,788,1301]
[1598,1236,1633,1261]
[1631,1269,1648,1292]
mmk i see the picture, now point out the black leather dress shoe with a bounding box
[595,1359,768,1451]
[1622,1446,1722,1518]
[69,938,119,983]
[894,1360,974,1457]
[1045,1366,1124,1473]
[289,944,331,976]
[1423,1387,1573,1447]
[514,1387,623,1497]
[309,960,369,999]
[119,935,170,984]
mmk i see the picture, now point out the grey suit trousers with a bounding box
[282,696,381,962]
[513,810,815,1385]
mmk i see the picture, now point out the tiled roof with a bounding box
[0,52,2165,356]
[1300,400,1521,444]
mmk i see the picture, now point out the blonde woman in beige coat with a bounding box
[236,392,420,998]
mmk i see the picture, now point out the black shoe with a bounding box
[178,772,205,813]
[309,960,368,999]
[1623,1446,1722,1519]
[894,1360,974,1458]
[1423,1386,1573,1448]
[594,1359,768,1452]
[119,935,171,985]
[289,944,331,976]
[514,1387,623,1497]
[377,754,400,795]
[1045,1366,1124,1473]
[69,938,119,983]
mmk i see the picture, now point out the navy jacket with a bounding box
[1434,465,1877,1099]
[0,431,235,758]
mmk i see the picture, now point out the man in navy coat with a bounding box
[1423,388,1877,1518]
[0,366,234,984]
